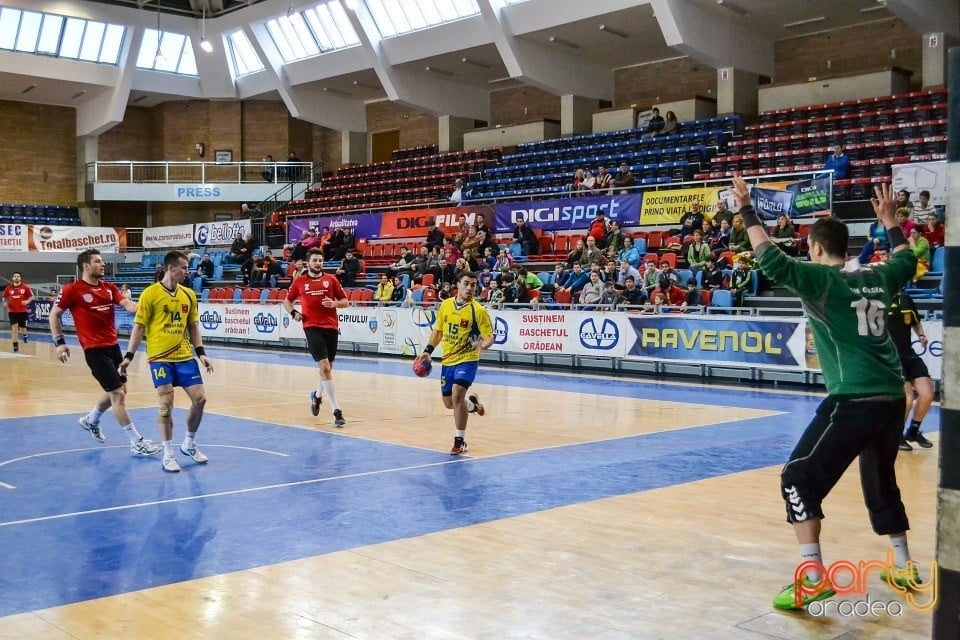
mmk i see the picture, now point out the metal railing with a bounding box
[85,161,316,186]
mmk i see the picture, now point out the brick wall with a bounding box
[100,201,147,228]
[774,19,922,86]
[240,100,290,163]
[98,106,157,160]
[0,100,77,205]
[489,86,561,126]
[366,100,438,149]
[312,125,342,175]
[288,116,314,167]
[614,58,717,109]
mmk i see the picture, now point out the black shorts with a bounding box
[84,345,126,392]
[8,312,28,327]
[304,327,339,363]
[901,355,930,382]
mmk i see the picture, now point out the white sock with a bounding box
[122,423,144,445]
[321,379,340,411]
[183,431,196,448]
[315,377,323,398]
[162,440,175,457]
[465,397,476,412]
[456,429,465,439]
[89,407,106,423]
[800,543,823,582]
[890,534,911,567]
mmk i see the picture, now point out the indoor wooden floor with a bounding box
[0,338,939,640]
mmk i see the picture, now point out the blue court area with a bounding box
[0,341,940,618]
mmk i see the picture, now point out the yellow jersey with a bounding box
[134,282,199,362]
[434,297,493,366]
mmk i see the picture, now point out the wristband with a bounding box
[54,336,66,347]
[124,351,135,362]
[292,310,302,320]
[738,205,762,230]
[423,344,435,355]
[195,346,206,357]
[886,226,907,249]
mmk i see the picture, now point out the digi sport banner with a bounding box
[494,194,641,233]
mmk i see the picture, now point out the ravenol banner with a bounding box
[494,194,641,233]
[625,316,806,368]
[639,187,726,226]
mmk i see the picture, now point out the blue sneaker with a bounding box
[310,390,322,417]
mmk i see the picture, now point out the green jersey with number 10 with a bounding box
[755,242,916,396]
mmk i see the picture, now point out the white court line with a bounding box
[0,444,288,470]
[0,481,15,489]
[0,458,460,528]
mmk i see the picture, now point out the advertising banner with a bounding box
[916,320,943,380]
[375,306,442,356]
[143,224,195,249]
[639,187,726,226]
[278,305,381,345]
[198,303,281,342]
[486,309,628,358]
[378,205,494,239]
[287,214,382,244]
[194,219,252,247]
[785,177,831,217]
[494,195,641,233]
[0,223,28,252]
[751,187,795,221]
[892,160,946,207]
[625,315,806,369]
[27,224,126,252]
[27,300,54,325]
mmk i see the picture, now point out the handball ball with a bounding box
[413,358,432,377]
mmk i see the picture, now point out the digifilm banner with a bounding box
[378,205,495,240]
[625,315,806,368]
[494,194,641,233]
[28,224,126,252]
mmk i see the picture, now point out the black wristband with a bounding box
[423,344,435,354]
[292,310,302,320]
[54,336,66,347]
[124,351,135,361]
[195,346,206,357]
[886,226,907,249]
[738,205,762,230]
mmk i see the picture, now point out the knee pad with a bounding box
[157,395,174,424]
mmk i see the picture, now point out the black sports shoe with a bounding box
[898,437,913,452]
[467,393,485,416]
[333,409,346,428]
[450,437,468,455]
[905,431,933,449]
[310,390,322,417]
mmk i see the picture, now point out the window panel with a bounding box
[37,14,63,55]
[383,0,412,33]
[452,0,479,17]
[137,28,159,67]
[434,0,459,22]
[99,24,124,63]
[226,30,264,78]
[288,14,320,56]
[305,9,335,50]
[59,17,85,58]
[366,1,397,37]
[177,40,197,75]
[266,20,296,61]
[78,21,105,61]
[0,8,21,50]
[367,0,479,38]
[156,32,185,72]
[14,11,41,52]
[418,0,443,25]
[327,2,359,45]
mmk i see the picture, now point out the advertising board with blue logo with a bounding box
[194,220,252,247]
[493,195,641,233]
[279,305,381,346]
[375,306,444,357]
[485,309,628,358]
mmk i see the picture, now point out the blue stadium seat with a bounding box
[710,289,734,311]
[928,246,944,275]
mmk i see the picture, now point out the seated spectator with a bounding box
[643,291,668,314]
[462,248,481,272]
[541,263,566,295]
[643,107,664,137]
[897,208,917,237]
[710,217,733,261]
[702,256,724,290]
[450,178,465,204]
[650,277,686,307]
[479,246,497,271]
[866,218,889,249]
[484,280,503,307]
[251,251,281,288]
[494,248,514,272]
[858,242,889,266]
[424,220,446,252]
[657,110,678,137]
[641,261,659,292]
[517,267,543,291]
[620,275,646,307]
[337,249,361,286]
[374,274,393,303]
[325,228,344,261]
[587,211,609,249]
[612,164,635,194]
[442,239,461,264]
[261,155,275,182]
[461,226,482,254]
[119,283,133,301]
[682,279,701,313]
[410,246,431,282]
[579,235,603,267]
[579,271,604,306]
[617,259,641,286]
[229,232,255,264]
[605,221,626,253]
[911,190,936,224]
[823,145,849,180]
[154,263,165,282]
[566,238,585,268]
[896,189,913,211]
[908,226,931,264]
[333,228,356,261]
[730,257,752,308]
[195,253,214,286]
[557,263,589,298]
[676,202,705,240]
[438,281,454,301]
[440,258,458,286]
[770,215,798,256]
[712,198,734,228]
[600,280,623,309]
[920,214,944,248]
[513,218,539,256]
[729,214,752,254]
[287,259,306,279]
[390,276,407,305]
[618,236,641,269]
[601,261,618,284]
[387,246,416,278]
[699,219,715,243]
[685,230,711,273]
[574,168,596,193]
[656,260,678,286]
[595,165,613,192]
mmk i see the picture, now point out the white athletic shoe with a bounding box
[130,438,161,456]
[180,443,209,464]
[162,455,181,473]
[79,416,106,443]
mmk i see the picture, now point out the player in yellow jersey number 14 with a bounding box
[415,270,495,455]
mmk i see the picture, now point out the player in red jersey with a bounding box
[48,249,160,456]
[282,248,350,427]
[2,272,33,353]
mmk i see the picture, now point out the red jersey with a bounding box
[55,280,127,350]
[3,284,33,313]
[286,272,347,330]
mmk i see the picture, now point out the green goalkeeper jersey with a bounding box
[755,241,916,396]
